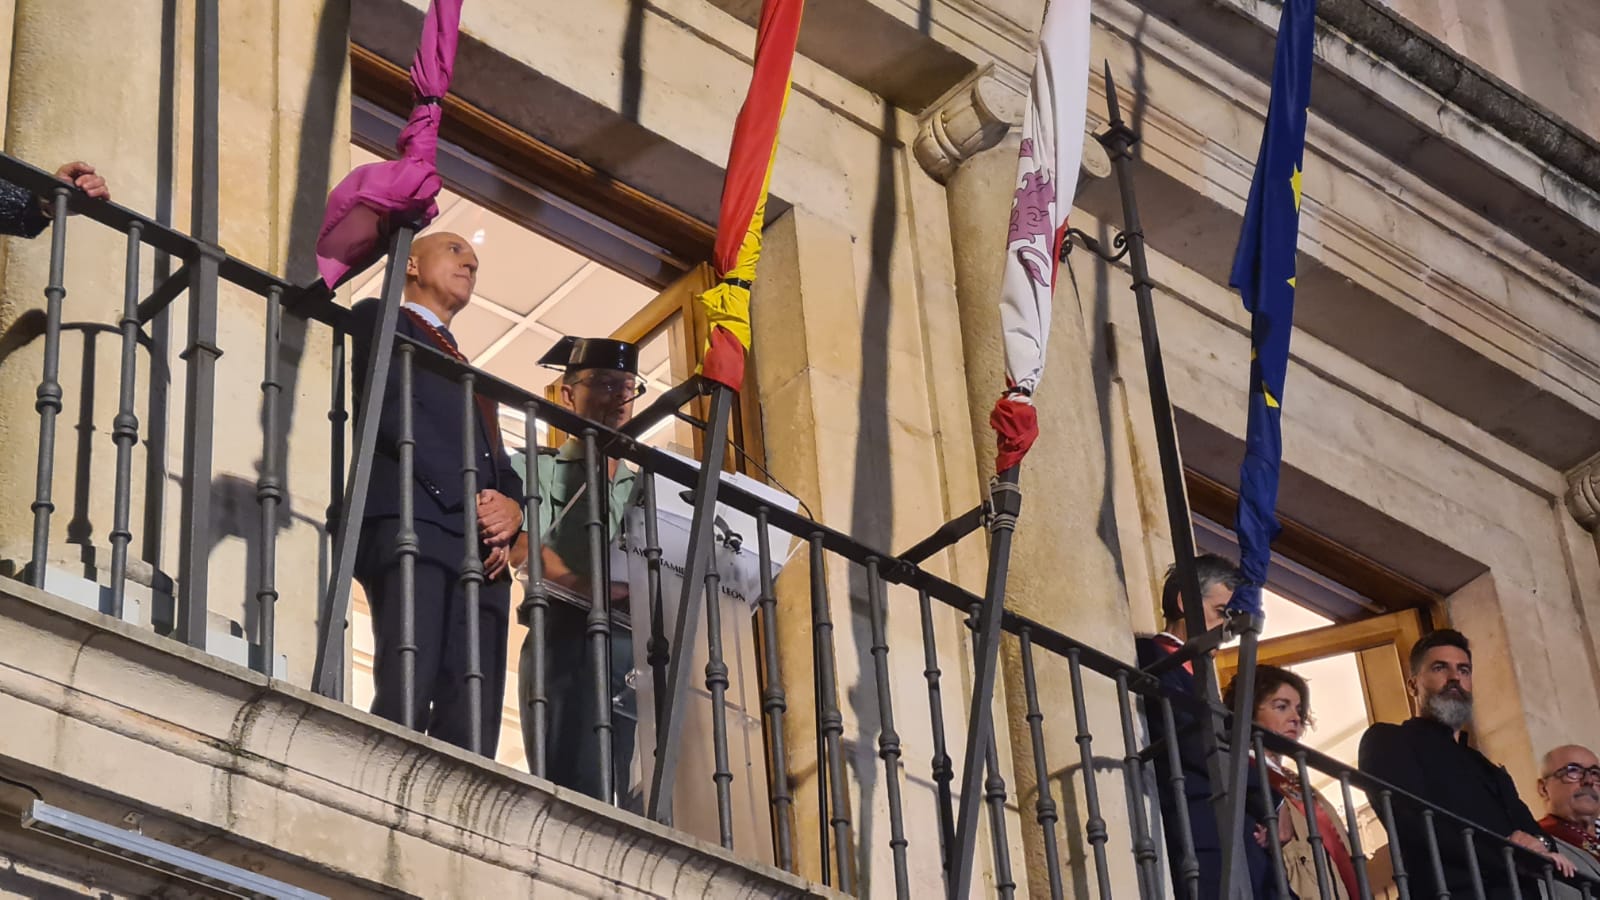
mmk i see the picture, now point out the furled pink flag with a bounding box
[314,0,463,289]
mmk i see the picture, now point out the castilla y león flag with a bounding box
[991,0,1092,472]
[696,0,804,391]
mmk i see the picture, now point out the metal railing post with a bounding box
[520,402,549,775]
[950,468,1021,899]
[108,224,144,617]
[254,284,284,674]
[1095,63,1246,895]
[313,226,414,698]
[754,507,794,870]
[28,187,71,589]
[176,0,222,649]
[459,372,486,756]
[647,383,735,822]
[918,587,958,878]
[396,344,419,728]
[865,558,911,897]
[1020,629,1065,900]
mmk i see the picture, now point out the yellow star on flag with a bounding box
[1290,165,1303,212]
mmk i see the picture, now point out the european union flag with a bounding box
[1228,0,1317,615]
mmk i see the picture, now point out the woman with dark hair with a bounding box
[1226,664,1361,900]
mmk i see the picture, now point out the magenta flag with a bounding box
[314,0,462,289]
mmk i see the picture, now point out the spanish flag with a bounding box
[697,0,805,391]
[1228,0,1317,614]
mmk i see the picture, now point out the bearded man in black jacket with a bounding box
[1359,629,1574,897]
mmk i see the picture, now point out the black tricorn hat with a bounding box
[537,336,640,375]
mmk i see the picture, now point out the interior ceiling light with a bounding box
[21,800,327,899]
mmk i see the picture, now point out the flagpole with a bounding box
[948,466,1021,900]
[647,381,735,824]
[1095,64,1254,898]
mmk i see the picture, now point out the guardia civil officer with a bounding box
[510,336,643,803]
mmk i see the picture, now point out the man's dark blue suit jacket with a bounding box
[348,297,522,538]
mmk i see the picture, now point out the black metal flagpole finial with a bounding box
[1100,62,1139,157]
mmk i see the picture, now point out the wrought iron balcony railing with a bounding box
[4,144,1599,899]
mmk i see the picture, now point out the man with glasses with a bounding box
[1539,745,1600,888]
[509,336,645,804]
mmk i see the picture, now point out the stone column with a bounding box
[0,0,348,688]
[930,73,1144,897]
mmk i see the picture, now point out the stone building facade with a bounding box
[0,0,1596,896]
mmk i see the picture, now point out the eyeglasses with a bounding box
[572,376,647,401]
[1543,764,1600,785]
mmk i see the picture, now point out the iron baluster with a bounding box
[1338,772,1376,900]
[1067,648,1114,899]
[754,507,793,870]
[703,528,734,847]
[1020,629,1064,900]
[109,222,144,618]
[865,558,911,898]
[643,467,669,750]
[810,533,855,891]
[1375,790,1412,900]
[581,429,613,799]
[28,187,71,590]
[918,586,957,878]
[1419,809,1451,899]
[1114,672,1159,898]
[396,344,419,729]
[519,401,549,776]
[459,372,486,756]
[254,283,283,675]
[1254,734,1292,900]
[1461,828,1488,900]
[1162,697,1202,900]
[985,726,1017,899]
[1503,846,1524,900]
[1294,750,1336,900]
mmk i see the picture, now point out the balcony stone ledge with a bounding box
[0,575,839,899]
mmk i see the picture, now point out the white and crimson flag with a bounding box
[991,0,1093,471]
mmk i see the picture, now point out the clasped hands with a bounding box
[476,489,522,580]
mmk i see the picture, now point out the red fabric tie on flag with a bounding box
[991,394,1039,473]
[314,0,462,289]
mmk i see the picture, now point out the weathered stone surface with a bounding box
[0,576,838,899]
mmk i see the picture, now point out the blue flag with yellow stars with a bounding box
[1227,0,1317,616]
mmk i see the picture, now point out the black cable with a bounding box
[671,410,816,521]
[0,772,44,803]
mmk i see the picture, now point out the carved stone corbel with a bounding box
[1566,454,1600,532]
[913,68,1024,184]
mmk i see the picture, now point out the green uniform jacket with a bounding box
[512,439,637,584]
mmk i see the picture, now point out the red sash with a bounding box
[1541,815,1600,863]
[1153,633,1192,674]
[401,308,504,458]
[1268,765,1361,898]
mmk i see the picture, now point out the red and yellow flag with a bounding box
[697,0,804,390]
